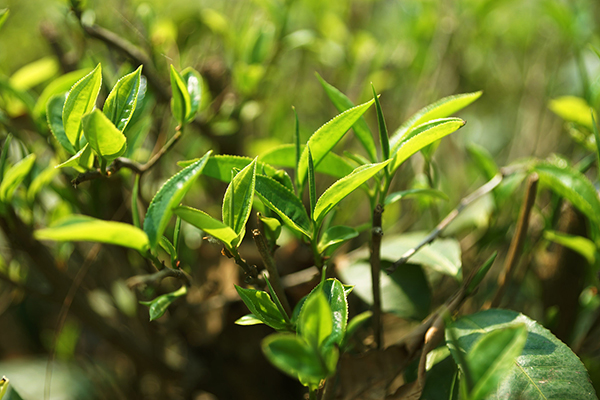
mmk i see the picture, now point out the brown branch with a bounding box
[126,267,191,288]
[488,173,539,308]
[387,173,504,274]
[252,229,291,316]
[370,204,384,349]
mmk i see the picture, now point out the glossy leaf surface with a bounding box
[0,154,35,202]
[170,65,191,125]
[140,286,187,321]
[103,66,142,131]
[321,278,348,346]
[235,285,288,330]
[174,205,238,249]
[181,67,201,122]
[222,158,256,240]
[35,215,150,252]
[235,314,264,326]
[299,290,332,349]
[47,93,75,154]
[144,151,211,250]
[82,110,127,162]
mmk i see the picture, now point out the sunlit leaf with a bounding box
[9,57,58,91]
[34,67,92,117]
[82,110,127,162]
[298,290,332,349]
[317,225,358,254]
[140,286,187,321]
[35,215,150,252]
[181,67,201,122]
[103,66,142,131]
[0,154,35,202]
[174,205,238,249]
[320,278,348,346]
[235,314,265,326]
[170,65,191,126]
[144,151,211,250]
[235,285,288,330]
[549,96,596,130]
[222,158,257,242]
[47,93,76,154]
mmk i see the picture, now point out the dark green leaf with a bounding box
[169,65,191,126]
[533,161,600,226]
[174,205,238,249]
[308,146,316,218]
[181,67,201,123]
[62,63,102,149]
[372,85,389,160]
[446,309,597,400]
[47,93,76,154]
[297,99,375,187]
[384,188,449,206]
[419,350,459,400]
[82,110,127,162]
[144,151,211,250]
[159,236,178,267]
[262,333,327,382]
[255,174,312,238]
[299,290,333,349]
[140,286,187,321]
[35,215,150,252]
[235,285,288,330]
[103,66,142,131]
[317,225,358,254]
[316,73,377,162]
[222,158,257,242]
[0,154,35,202]
[466,252,497,296]
[313,160,390,224]
[339,260,431,320]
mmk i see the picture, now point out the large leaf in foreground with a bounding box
[144,151,211,250]
[173,205,238,249]
[534,162,600,226]
[297,99,375,187]
[446,309,598,400]
[35,215,149,252]
[103,66,142,131]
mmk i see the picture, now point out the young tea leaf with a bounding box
[321,278,348,346]
[34,67,92,118]
[466,252,497,296]
[47,93,76,154]
[313,160,390,224]
[140,285,187,321]
[372,84,389,160]
[235,314,265,326]
[35,215,150,252]
[62,63,102,149]
[170,65,191,126]
[144,151,211,250]
[235,285,288,330]
[103,65,142,131]
[298,290,333,349]
[0,154,35,202]
[222,158,257,242]
[181,67,202,123]
[82,110,127,162]
[297,99,375,188]
[317,225,358,254]
[262,334,327,382]
[173,205,238,249]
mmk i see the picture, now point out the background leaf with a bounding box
[549,96,596,130]
[0,154,35,202]
[384,188,449,206]
[317,225,358,254]
[34,67,92,118]
[262,334,327,382]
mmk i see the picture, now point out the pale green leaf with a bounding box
[34,67,92,117]
[54,145,88,172]
[0,8,9,32]
[181,67,201,122]
[103,66,142,131]
[235,314,265,326]
[297,99,375,187]
[82,110,127,162]
[0,154,35,202]
[222,158,257,241]
[544,230,596,264]
[173,205,238,249]
[140,286,187,321]
[262,334,327,382]
[170,65,191,126]
[317,225,358,254]
[299,290,333,349]
[9,57,58,91]
[35,215,150,252]
[27,160,59,203]
[549,96,596,130]
[62,64,102,149]
[313,160,390,224]
[144,151,211,250]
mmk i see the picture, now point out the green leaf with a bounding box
[173,205,238,249]
[308,146,316,218]
[235,285,288,330]
[9,57,58,91]
[47,93,76,154]
[389,118,466,173]
[299,290,333,349]
[62,63,102,149]
[103,66,142,131]
[533,162,600,226]
[170,65,191,126]
[0,154,35,202]
[0,376,8,400]
[144,151,211,250]
[321,278,348,346]
[262,334,327,382]
[316,73,377,162]
[463,325,528,400]
[54,145,86,171]
[313,160,390,224]
[259,144,354,179]
[235,314,265,326]
[549,96,596,130]
[181,67,202,122]
[0,8,9,32]
[82,110,127,162]
[372,84,389,160]
[446,309,597,400]
[159,236,178,267]
[222,158,257,242]
[341,311,372,350]
[34,67,92,118]
[34,215,150,252]
[467,143,499,181]
[27,160,59,203]
[259,214,282,242]
[140,286,187,321]
[255,174,312,238]
[297,99,375,187]
[544,230,596,264]
[389,91,481,149]
[466,252,497,296]
[338,260,431,320]
[384,188,449,206]
[592,113,600,176]
[0,134,12,181]
[317,225,358,254]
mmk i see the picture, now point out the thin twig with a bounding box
[223,248,262,287]
[252,229,291,316]
[370,204,384,349]
[387,173,504,275]
[126,267,191,288]
[488,173,538,308]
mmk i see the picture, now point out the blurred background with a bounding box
[0,0,600,398]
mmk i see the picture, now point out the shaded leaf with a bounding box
[47,93,76,154]
[262,334,327,382]
[341,311,372,350]
[103,66,142,131]
[62,64,102,149]
[27,160,59,203]
[235,285,288,330]
[467,142,499,181]
[222,158,257,242]
[140,286,187,321]
[174,205,238,249]
[0,154,35,202]
[466,252,497,296]
[259,214,282,242]
[317,225,358,254]
[384,188,449,206]
[35,215,150,252]
[446,309,598,400]
[372,84,389,160]
[0,134,12,180]
[144,151,211,250]
[82,110,127,162]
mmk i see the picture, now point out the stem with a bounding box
[226,247,262,287]
[253,229,292,316]
[126,267,191,288]
[387,173,504,274]
[370,204,384,349]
